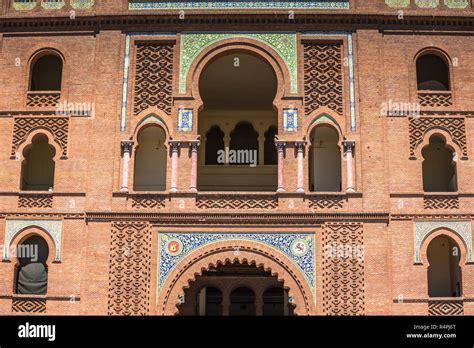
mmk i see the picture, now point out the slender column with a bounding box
[169,141,181,193]
[258,136,265,166]
[189,141,200,193]
[222,286,231,316]
[275,141,286,193]
[223,136,230,166]
[120,140,133,193]
[255,290,264,316]
[295,141,306,193]
[343,140,356,193]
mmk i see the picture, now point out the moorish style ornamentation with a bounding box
[423,195,459,210]
[3,219,62,262]
[157,232,315,298]
[12,297,46,313]
[322,223,365,315]
[408,117,467,160]
[134,42,174,116]
[179,32,298,94]
[283,108,298,131]
[10,117,69,159]
[196,195,278,210]
[413,220,473,263]
[177,108,193,132]
[18,193,53,209]
[71,0,94,9]
[303,42,344,117]
[108,222,152,316]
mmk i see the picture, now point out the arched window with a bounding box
[416,53,450,91]
[133,125,167,191]
[263,286,293,316]
[264,126,278,165]
[230,287,255,316]
[16,235,49,295]
[205,126,225,165]
[30,53,63,91]
[309,125,341,192]
[21,134,56,191]
[422,135,457,192]
[427,235,462,297]
[229,122,259,166]
[197,286,223,316]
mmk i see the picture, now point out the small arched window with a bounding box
[416,53,450,91]
[133,125,167,191]
[264,126,278,165]
[16,235,49,295]
[197,286,223,316]
[205,126,225,165]
[422,135,457,192]
[427,235,462,297]
[21,134,56,191]
[309,125,341,192]
[230,287,255,316]
[30,53,63,92]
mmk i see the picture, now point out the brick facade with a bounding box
[0,0,473,316]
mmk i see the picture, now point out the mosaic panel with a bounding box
[158,232,315,298]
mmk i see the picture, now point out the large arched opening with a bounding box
[197,52,278,191]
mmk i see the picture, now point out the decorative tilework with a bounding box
[158,232,315,298]
[179,32,298,94]
[71,0,94,9]
[283,108,298,131]
[41,0,66,9]
[178,108,193,132]
[385,0,410,7]
[129,1,350,10]
[415,0,439,7]
[13,0,37,10]
[444,0,469,8]
[3,219,62,262]
[413,220,473,263]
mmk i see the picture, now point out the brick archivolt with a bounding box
[157,240,315,316]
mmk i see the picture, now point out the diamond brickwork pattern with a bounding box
[12,298,46,313]
[133,43,174,116]
[11,117,69,159]
[429,300,463,315]
[424,195,459,210]
[303,43,343,116]
[418,92,453,108]
[409,117,467,159]
[108,222,152,316]
[130,195,166,209]
[18,194,53,208]
[308,195,344,210]
[322,223,365,315]
[26,92,60,108]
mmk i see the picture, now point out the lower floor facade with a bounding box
[0,208,473,316]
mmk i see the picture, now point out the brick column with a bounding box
[189,141,200,193]
[275,141,286,193]
[295,141,306,193]
[169,141,181,193]
[343,140,356,193]
[120,140,133,192]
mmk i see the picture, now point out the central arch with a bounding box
[157,240,315,316]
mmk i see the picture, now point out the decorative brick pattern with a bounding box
[12,298,46,313]
[424,195,459,210]
[108,222,152,316]
[26,92,61,108]
[322,223,365,315]
[11,117,69,159]
[196,195,278,210]
[429,300,463,315]
[409,117,467,159]
[130,195,166,209]
[303,43,343,116]
[308,195,344,210]
[418,92,453,108]
[18,194,53,208]
[133,43,174,116]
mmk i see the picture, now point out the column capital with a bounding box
[189,140,200,151]
[295,140,306,152]
[120,140,134,154]
[343,140,356,153]
[275,140,287,151]
[169,141,181,152]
